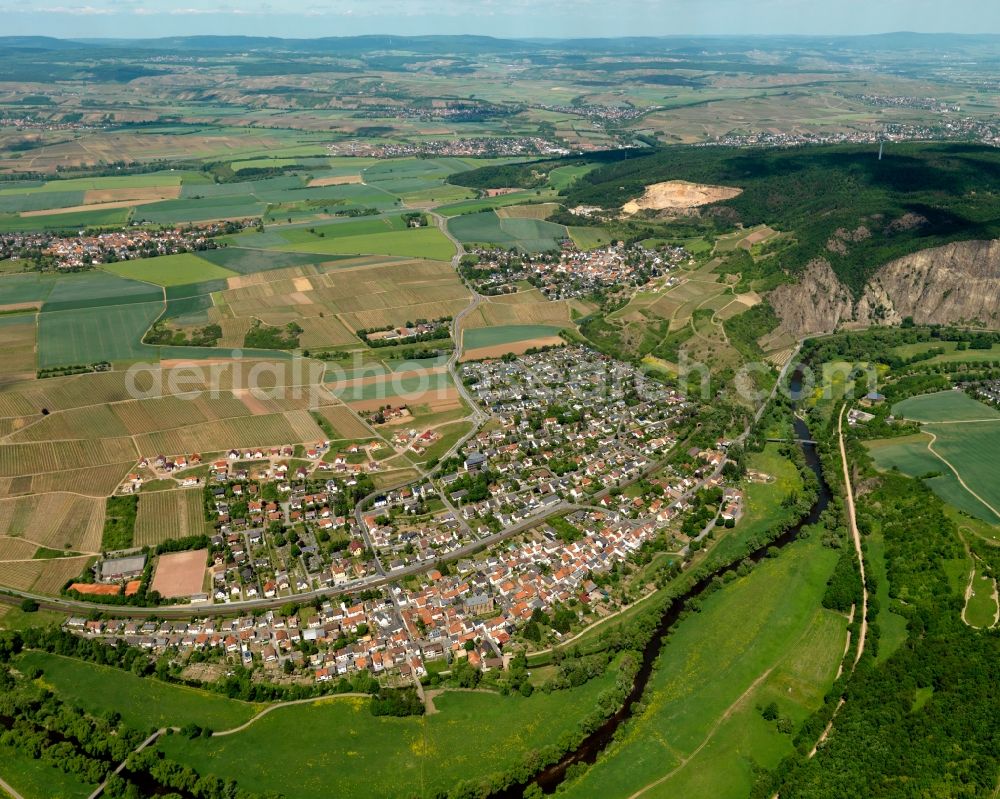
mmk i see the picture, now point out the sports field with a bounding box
[151,548,208,598]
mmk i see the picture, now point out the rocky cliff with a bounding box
[769,240,1000,337]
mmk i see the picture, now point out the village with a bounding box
[0,220,250,269]
[329,136,569,159]
[65,346,750,687]
[461,240,690,300]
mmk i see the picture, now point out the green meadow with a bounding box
[19,651,261,731]
[154,672,621,799]
[561,530,843,799]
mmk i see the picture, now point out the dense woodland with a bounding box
[451,142,1000,293]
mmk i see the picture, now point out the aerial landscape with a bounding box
[0,1,998,797]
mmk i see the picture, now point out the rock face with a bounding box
[769,240,1000,337]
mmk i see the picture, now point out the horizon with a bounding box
[5,0,1000,40]
[8,30,1000,42]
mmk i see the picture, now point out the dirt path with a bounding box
[212,693,371,737]
[87,727,168,799]
[0,775,26,799]
[838,404,868,666]
[792,406,871,771]
[625,664,777,799]
[958,530,1000,629]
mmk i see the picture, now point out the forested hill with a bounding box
[558,142,1000,293]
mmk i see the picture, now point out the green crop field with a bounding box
[864,433,1000,523]
[0,273,57,306]
[448,210,566,252]
[868,393,1000,522]
[281,227,455,260]
[567,225,612,250]
[154,670,620,799]
[561,530,842,799]
[463,324,562,349]
[19,651,261,731]
[102,253,237,287]
[892,390,1000,423]
[42,271,162,311]
[37,301,161,367]
[196,247,338,275]
[0,207,131,233]
[924,422,1000,517]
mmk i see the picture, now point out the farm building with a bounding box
[99,555,147,581]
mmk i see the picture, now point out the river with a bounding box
[494,413,830,797]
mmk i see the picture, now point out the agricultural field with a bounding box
[448,210,568,252]
[866,392,1000,523]
[561,530,843,799]
[134,489,211,547]
[461,324,565,360]
[102,253,238,287]
[0,314,38,385]
[37,301,162,367]
[312,405,377,441]
[215,258,469,343]
[0,493,105,552]
[132,410,324,458]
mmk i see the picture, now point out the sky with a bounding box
[5,0,1000,39]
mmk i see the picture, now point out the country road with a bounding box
[838,403,868,666]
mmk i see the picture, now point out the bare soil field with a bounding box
[461,336,566,362]
[622,180,742,215]
[151,548,208,598]
[307,175,362,187]
[83,186,183,204]
[495,203,560,220]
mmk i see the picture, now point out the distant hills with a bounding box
[4,32,1000,56]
